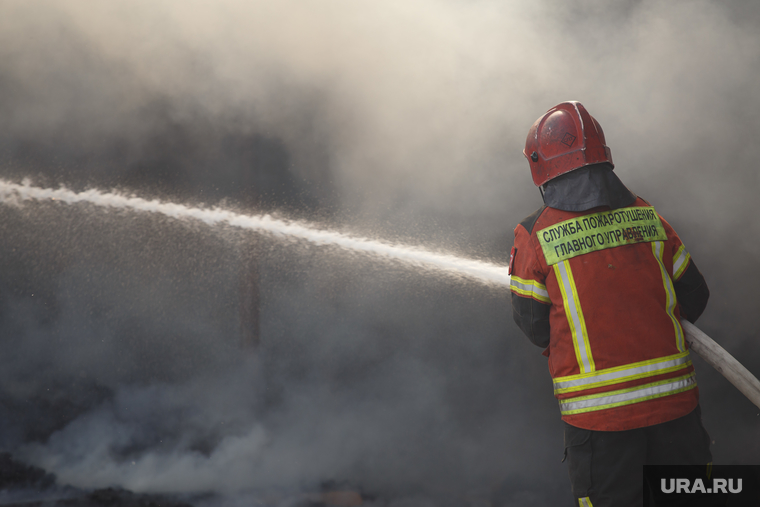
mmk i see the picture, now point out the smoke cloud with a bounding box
[1,0,759,504]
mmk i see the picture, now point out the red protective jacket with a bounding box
[510,197,709,431]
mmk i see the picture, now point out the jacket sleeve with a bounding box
[661,216,710,323]
[510,223,552,348]
[673,256,709,323]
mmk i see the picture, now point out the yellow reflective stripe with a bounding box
[652,241,686,352]
[555,361,692,395]
[509,276,551,304]
[553,351,692,394]
[578,497,593,507]
[559,372,697,415]
[554,261,595,374]
[554,351,689,385]
[672,245,691,280]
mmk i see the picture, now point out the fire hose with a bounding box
[682,319,760,410]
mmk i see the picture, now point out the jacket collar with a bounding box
[542,163,636,212]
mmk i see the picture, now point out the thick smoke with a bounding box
[1,0,759,504]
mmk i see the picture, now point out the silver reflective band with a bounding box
[555,261,594,373]
[510,278,549,299]
[653,241,685,352]
[553,352,691,393]
[559,374,696,414]
[673,246,690,278]
[673,248,689,275]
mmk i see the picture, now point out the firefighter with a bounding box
[509,102,712,506]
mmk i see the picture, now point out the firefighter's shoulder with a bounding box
[515,205,548,236]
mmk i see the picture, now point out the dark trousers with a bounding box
[564,406,713,507]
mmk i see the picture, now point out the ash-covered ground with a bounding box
[1,1,760,506]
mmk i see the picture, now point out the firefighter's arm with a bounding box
[509,224,551,348]
[661,216,710,323]
[673,257,709,323]
[511,292,551,347]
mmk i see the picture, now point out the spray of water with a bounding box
[0,178,511,287]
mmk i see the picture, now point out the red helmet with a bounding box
[523,101,614,187]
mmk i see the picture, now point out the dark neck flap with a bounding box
[542,163,636,212]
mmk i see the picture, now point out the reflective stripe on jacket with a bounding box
[510,197,701,431]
